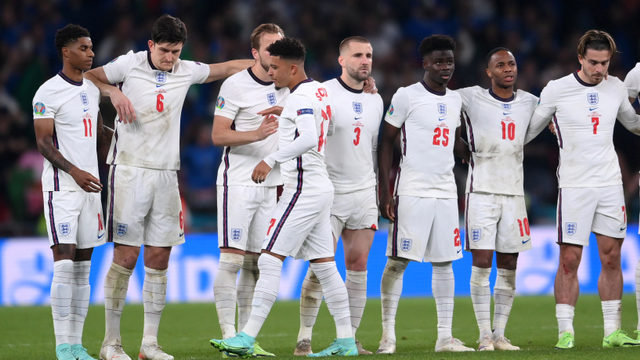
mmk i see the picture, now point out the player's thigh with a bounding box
[592,185,626,239]
[217,185,260,251]
[247,186,278,253]
[424,198,463,263]
[107,165,153,246]
[76,192,107,249]
[343,187,379,232]
[43,191,83,247]
[465,192,500,251]
[387,195,435,262]
[300,196,335,261]
[557,187,598,246]
[146,169,184,247]
[495,195,532,253]
[263,189,332,259]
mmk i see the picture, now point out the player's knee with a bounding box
[559,251,581,272]
[345,254,368,271]
[496,252,518,270]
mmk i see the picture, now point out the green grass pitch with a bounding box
[1,295,639,359]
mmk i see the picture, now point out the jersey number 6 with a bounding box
[156,94,164,112]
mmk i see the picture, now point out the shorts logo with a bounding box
[155,71,167,84]
[352,102,363,114]
[297,108,313,116]
[117,223,128,237]
[387,104,394,116]
[58,222,71,236]
[471,228,482,242]
[267,92,277,106]
[80,92,89,106]
[587,92,599,105]
[400,238,412,252]
[231,228,242,242]
[438,103,447,116]
[34,102,46,115]
[371,224,377,230]
[565,222,577,236]
[216,96,225,109]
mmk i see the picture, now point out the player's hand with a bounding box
[69,167,103,192]
[379,193,395,222]
[257,106,283,117]
[256,115,278,141]
[111,90,137,124]
[363,77,378,94]
[548,121,556,136]
[252,160,272,183]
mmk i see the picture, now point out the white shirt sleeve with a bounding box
[32,86,58,120]
[525,82,556,144]
[385,88,410,129]
[456,86,477,112]
[617,84,640,135]
[263,95,318,167]
[184,60,210,85]
[102,50,136,84]
[214,79,242,119]
[624,63,640,99]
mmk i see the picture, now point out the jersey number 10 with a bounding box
[501,121,515,140]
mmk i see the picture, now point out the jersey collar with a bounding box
[488,88,515,102]
[337,77,363,94]
[290,78,314,93]
[573,70,597,87]
[57,71,83,86]
[420,80,446,96]
[147,51,172,73]
[248,67,273,86]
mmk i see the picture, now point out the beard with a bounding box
[258,54,270,73]
[346,66,369,82]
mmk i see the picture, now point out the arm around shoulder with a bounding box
[206,59,255,83]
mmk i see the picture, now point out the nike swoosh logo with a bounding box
[457,248,462,253]
[522,239,530,244]
[354,117,362,120]
[83,108,90,112]
[156,84,163,87]
[620,226,627,231]
[503,112,511,115]
[98,233,105,239]
[438,118,446,121]
[589,107,598,111]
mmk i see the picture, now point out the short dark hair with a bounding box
[55,24,90,60]
[250,23,284,51]
[266,38,306,62]
[577,30,617,58]
[339,36,370,54]
[151,14,187,45]
[485,47,512,67]
[419,35,456,58]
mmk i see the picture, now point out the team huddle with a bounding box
[33,13,640,360]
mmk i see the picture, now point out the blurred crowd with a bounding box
[2,0,640,236]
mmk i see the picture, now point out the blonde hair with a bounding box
[250,23,284,50]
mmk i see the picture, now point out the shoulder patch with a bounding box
[108,56,120,64]
[297,108,313,116]
[34,102,46,115]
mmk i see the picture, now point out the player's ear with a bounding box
[338,55,345,68]
[422,59,429,70]
[290,63,297,75]
[61,47,69,60]
[485,67,491,79]
[148,40,155,52]
[251,48,260,61]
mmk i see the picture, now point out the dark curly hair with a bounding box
[419,35,456,58]
[151,14,187,45]
[266,37,306,62]
[485,47,511,67]
[54,24,90,60]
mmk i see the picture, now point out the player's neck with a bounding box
[288,71,309,90]
[339,73,364,90]
[61,64,84,83]
[422,75,447,93]
[490,85,514,100]
[251,63,272,83]
[577,68,601,85]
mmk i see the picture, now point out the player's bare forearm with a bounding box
[377,123,399,220]
[212,115,277,147]
[206,59,255,83]
[453,127,470,162]
[37,137,75,174]
[85,68,115,96]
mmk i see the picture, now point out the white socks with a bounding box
[309,262,352,339]
[243,254,283,338]
[493,268,516,338]
[238,253,260,333]
[346,270,367,338]
[142,267,168,345]
[103,262,133,346]
[213,253,243,338]
[602,300,622,337]
[556,304,575,337]
[69,261,91,346]
[51,260,73,346]
[380,257,409,342]
[298,268,322,341]
[470,266,492,338]
[432,262,455,340]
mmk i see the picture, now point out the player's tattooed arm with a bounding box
[206,59,255,83]
[34,118,103,192]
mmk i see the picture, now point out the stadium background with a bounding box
[1,0,640,305]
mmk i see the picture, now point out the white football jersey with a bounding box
[271,79,333,194]
[323,77,383,194]
[624,62,640,100]
[215,68,289,187]
[386,81,462,198]
[533,72,634,188]
[103,50,210,170]
[33,73,101,191]
[458,86,538,196]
